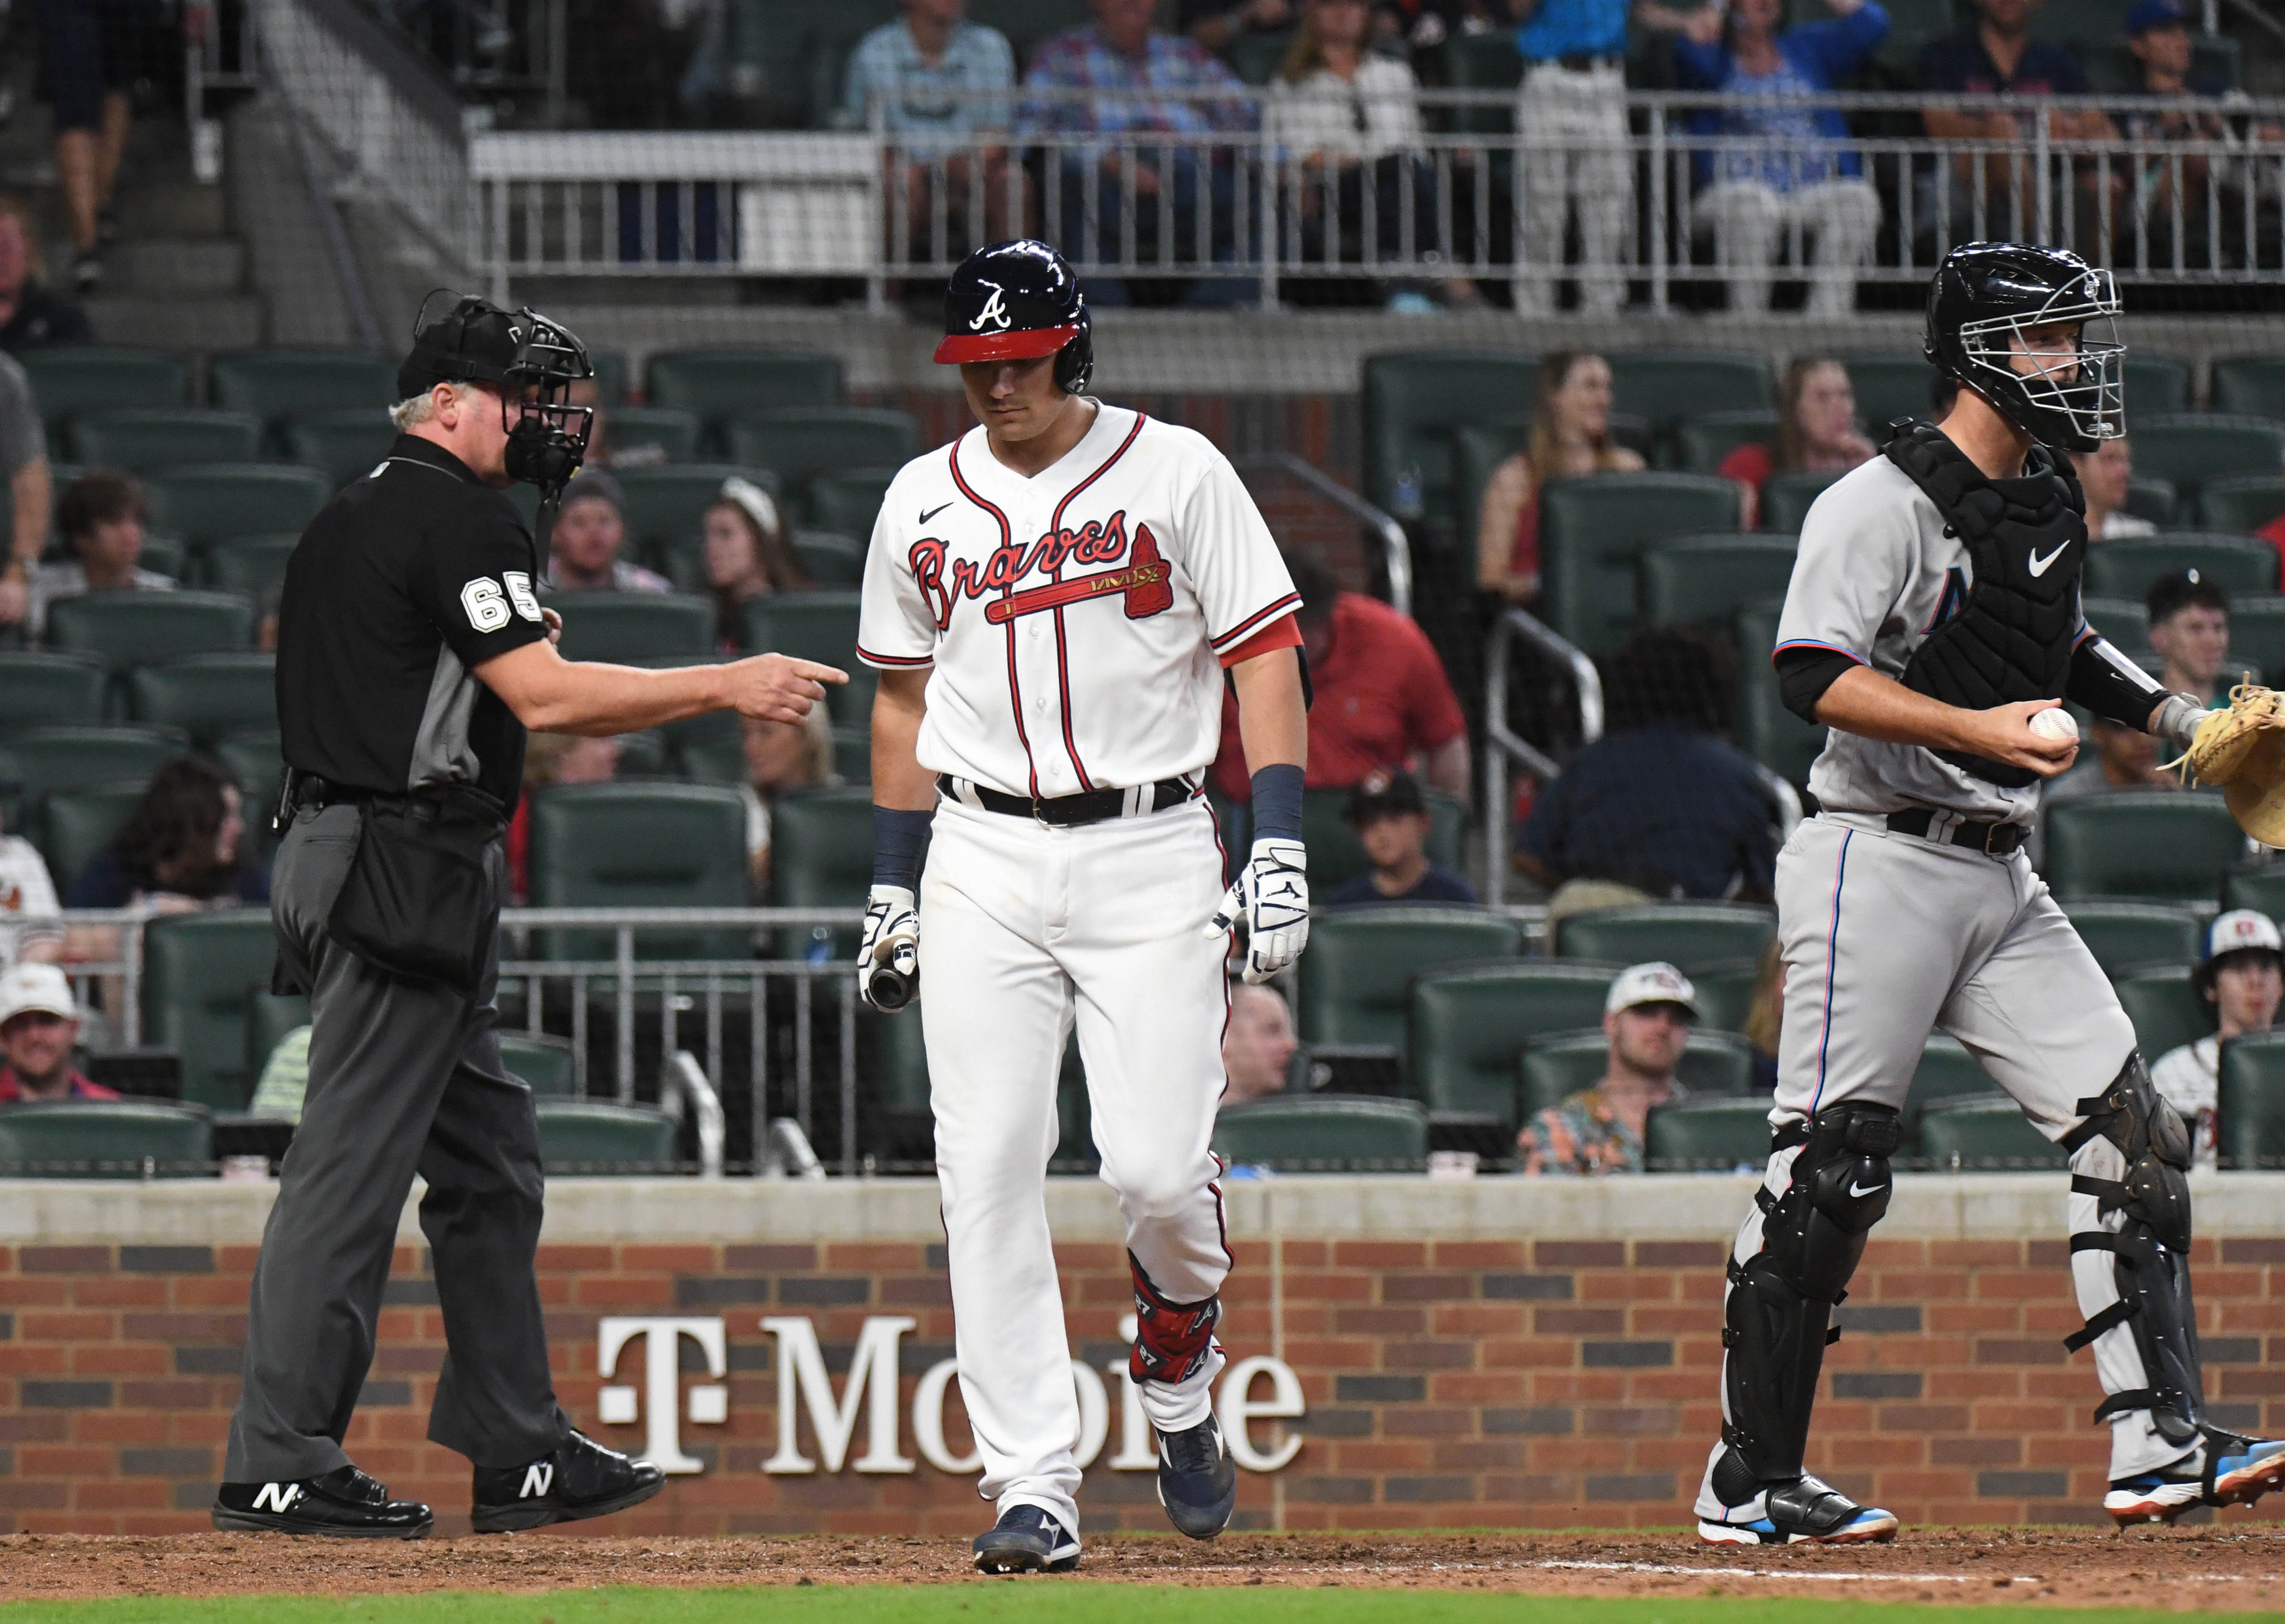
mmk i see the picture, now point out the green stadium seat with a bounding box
[1915,1094,2064,1170]
[0,1099,212,1178]
[1406,960,1618,1132]
[71,409,261,471]
[548,592,716,664]
[646,350,844,451]
[2131,416,2285,508]
[1735,601,1824,782]
[45,591,253,672]
[19,348,188,455]
[210,350,396,434]
[1362,351,1539,522]
[282,410,395,487]
[1440,32,1524,130]
[1688,957,1762,1033]
[769,784,873,959]
[526,782,749,961]
[2115,964,2212,1061]
[534,1099,681,1174]
[2081,533,2278,600]
[2223,860,2285,917]
[612,464,772,549]
[244,989,308,1084]
[1449,413,1654,551]
[141,909,279,1109]
[0,725,183,803]
[792,530,867,586]
[2058,898,2203,978]
[2042,791,2245,902]
[1836,351,1938,431]
[1639,535,1797,628]
[0,651,105,732]
[1760,467,1847,534]
[1608,352,1774,444]
[1903,1034,1994,1141]
[1227,27,1294,83]
[134,535,186,581]
[1297,906,1522,1053]
[1300,786,1466,889]
[724,409,916,508]
[2198,477,2285,535]
[1539,473,1743,653]
[2126,476,2179,528]
[2123,355,2193,416]
[607,407,703,464]
[808,470,895,536]
[1554,900,1776,969]
[1674,413,1778,476]
[211,730,284,811]
[587,350,629,407]
[127,654,277,745]
[2081,594,2151,652]
[2210,356,2285,420]
[499,1031,580,1097]
[1518,1028,1756,1122]
[146,465,333,545]
[2218,1030,2285,1170]
[741,591,867,720]
[37,782,144,890]
[202,535,300,596]
[1645,1095,1774,1171]
[832,724,869,785]
[869,1004,931,1121]
[1212,1095,1429,1171]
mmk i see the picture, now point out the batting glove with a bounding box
[1204,838,1310,984]
[857,885,920,1012]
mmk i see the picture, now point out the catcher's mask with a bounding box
[399,291,596,502]
[1925,242,2124,453]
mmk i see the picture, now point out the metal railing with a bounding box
[1482,608,1604,908]
[1233,452,1412,617]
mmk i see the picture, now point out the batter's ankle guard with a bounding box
[1129,1254,1222,1386]
[2062,1051,2205,1445]
[1722,1101,1900,1484]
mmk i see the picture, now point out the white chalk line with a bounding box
[1150,1558,2283,1586]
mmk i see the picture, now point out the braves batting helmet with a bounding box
[1924,242,2124,452]
[400,291,596,498]
[933,240,1093,395]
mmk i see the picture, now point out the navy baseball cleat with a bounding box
[212,1464,433,1538]
[1699,1474,1899,1545]
[1156,1413,1238,1539]
[470,1428,664,1533]
[2107,1433,2285,1526]
[972,1504,1081,1574]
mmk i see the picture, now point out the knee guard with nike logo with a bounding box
[2062,1051,2204,1445]
[1714,1101,1901,1501]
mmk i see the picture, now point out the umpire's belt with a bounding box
[940,773,1196,827]
[1886,806,2024,856]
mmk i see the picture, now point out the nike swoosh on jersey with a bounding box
[2027,542,2071,577]
[920,502,952,524]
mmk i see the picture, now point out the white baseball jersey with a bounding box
[856,404,1300,799]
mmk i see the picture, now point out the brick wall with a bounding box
[5,1230,2281,1537]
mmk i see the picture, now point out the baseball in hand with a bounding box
[2028,708,2080,743]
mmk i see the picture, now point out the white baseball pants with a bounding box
[919,794,1233,1536]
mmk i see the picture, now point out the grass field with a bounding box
[0,1592,2220,1624]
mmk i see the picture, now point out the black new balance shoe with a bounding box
[470,1429,665,1533]
[972,1504,1081,1574]
[212,1464,433,1538]
[1156,1413,1237,1539]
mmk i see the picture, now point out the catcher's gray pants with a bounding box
[1693,812,2194,1521]
[225,804,569,1483]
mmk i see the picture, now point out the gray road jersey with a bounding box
[1773,456,2084,826]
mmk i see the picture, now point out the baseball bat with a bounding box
[867,935,919,1012]
[983,561,1168,624]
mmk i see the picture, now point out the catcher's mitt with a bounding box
[2174,681,2285,845]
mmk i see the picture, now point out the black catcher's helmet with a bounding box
[1924,242,2124,452]
[399,291,596,499]
[933,240,1093,395]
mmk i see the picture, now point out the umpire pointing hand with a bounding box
[214,293,845,1538]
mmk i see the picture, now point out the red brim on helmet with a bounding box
[933,326,1079,364]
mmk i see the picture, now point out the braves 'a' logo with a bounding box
[909,510,1173,630]
[969,288,1011,332]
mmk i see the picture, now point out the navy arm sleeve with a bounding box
[2067,633,2168,731]
[1776,646,1857,725]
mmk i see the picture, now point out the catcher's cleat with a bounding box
[1699,1475,1899,1545]
[972,1504,1081,1574]
[2107,1434,2285,1527]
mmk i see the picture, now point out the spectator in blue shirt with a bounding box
[2114,0,2256,264]
[1328,770,1476,906]
[1020,0,1260,305]
[1673,0,1886,318]
[841,0,1023,262]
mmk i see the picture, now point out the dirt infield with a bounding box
[6,1527,2285,1610]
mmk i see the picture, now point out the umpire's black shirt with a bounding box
[277,434,548,810]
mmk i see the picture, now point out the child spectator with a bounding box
[0,193,91,353]
[703,477,807,648]
[2073,437,2157,540]
[544,471,670,594]
[1327,769,1475,905]
[1718,356,1875,530]
[1220,982,1297,1105]
[64,757,266,912]
[2146,569,2229,706]
[1475,352,1644,603]
[0,962,114,1104]
[1518,960,1696,1176]
[25,469,162,640]
[2152,909,2284,1170]
[0,803,61,974]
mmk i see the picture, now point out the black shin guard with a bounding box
[1720,1101,1901,1491]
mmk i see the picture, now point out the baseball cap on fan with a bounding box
[1605,961,1701,1020]
[0,962,78,1029]
[2126,0,2192,32]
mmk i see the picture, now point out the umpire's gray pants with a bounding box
[224,804,569,1483]
[1694,811,2190,1521]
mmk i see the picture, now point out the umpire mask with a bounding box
[401,292,597,500]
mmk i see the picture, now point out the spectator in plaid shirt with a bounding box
[1018,0,1260,304]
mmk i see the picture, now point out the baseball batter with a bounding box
[1694,242,2285,1544]
[855,240,1311,1574]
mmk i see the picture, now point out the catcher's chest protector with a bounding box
[1887,423,2087,787]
